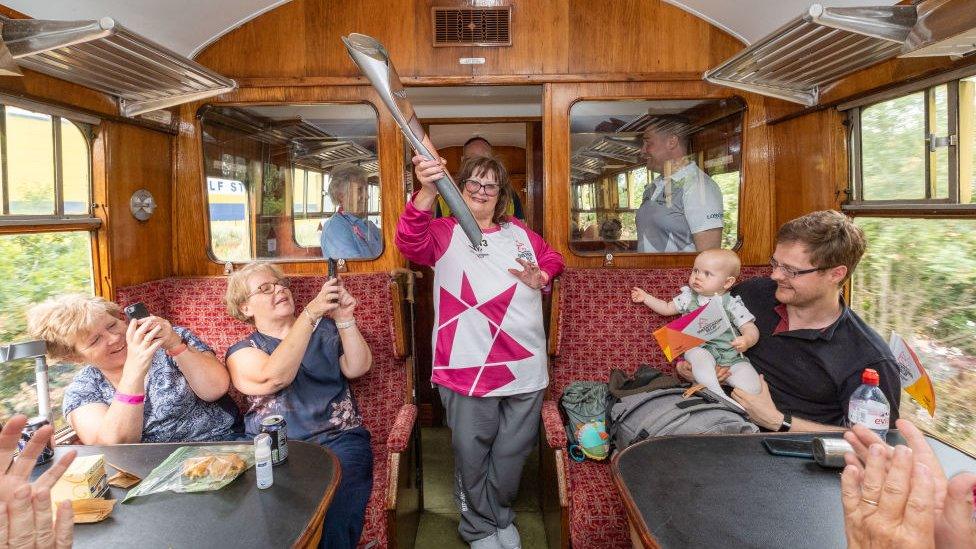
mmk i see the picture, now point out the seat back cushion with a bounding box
[552,266,772,395]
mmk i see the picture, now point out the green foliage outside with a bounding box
[0,232,94,428]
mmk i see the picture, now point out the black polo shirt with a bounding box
[731,277,901,427]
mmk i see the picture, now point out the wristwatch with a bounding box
[777,411,792,432]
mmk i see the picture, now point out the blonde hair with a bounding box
[26,294,121,361]
[225,262,285,324]
[698,248,742,278]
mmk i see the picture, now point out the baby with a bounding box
[631,249,761,405]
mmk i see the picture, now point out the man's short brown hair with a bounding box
[776,210,866,284]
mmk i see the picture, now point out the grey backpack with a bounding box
[609,386,759,450]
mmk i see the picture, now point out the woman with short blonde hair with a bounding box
[224,262,373,549]
[27,294,237,444]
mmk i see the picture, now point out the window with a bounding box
[852,218,976,455]
[846,70,976,453]
[848,74,975,208]
[201,103,382,262]
[568,98,744,254]
[0,102,95,431]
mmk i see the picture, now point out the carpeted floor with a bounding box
[414,427,548,548]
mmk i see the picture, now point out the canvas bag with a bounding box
[560,381,612,459]
[609,385,759,451]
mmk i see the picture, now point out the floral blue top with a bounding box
[226,318,366,445]
[62,327,238,443]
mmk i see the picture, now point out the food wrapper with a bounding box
[71,499,116,523]
[122,445,253,503]
[106,462,142,489]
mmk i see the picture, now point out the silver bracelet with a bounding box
[335,318,356,330]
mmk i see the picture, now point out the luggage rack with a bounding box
[1,15,236,117]
[704,4,917,106]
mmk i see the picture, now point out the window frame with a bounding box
[842,66,976,216]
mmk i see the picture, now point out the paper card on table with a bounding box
[71,498,115,524]
[889,332,936,417]
[653,297,733,362]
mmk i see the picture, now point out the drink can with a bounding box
[18,416,54,465]
[812,437,853,468]
[260,415,289,464]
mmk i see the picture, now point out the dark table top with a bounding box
[612,432,976,549]
[33,440,339,549]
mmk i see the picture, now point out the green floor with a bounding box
[414,427,548,548]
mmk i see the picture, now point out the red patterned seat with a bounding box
[543,266,771,548]
[116,273,418,548]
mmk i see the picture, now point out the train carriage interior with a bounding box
[1,0,976,547]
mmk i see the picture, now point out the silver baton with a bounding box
[341,33,484,248]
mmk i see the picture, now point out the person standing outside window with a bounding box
[635,116,724,252]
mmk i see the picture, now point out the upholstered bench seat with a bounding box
[116,272,418,548]
[543,266,771,548]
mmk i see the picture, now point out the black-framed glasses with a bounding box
[769,257,829,279]
[245,278,290,299]
[463,179,500,197]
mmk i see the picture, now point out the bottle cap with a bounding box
[861,368,880,385]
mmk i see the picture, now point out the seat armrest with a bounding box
[542,399,567,449]
[386,403,417,453]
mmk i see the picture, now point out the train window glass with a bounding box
[0,231,94,430]
[200,103,381,263]
[852,218,976,454]
[861,92,928,201]
[61,119,91,215]
[568,98,745,255]
[963,76,976,204]
[5,107,55,215]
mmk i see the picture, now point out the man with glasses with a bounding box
[675,210,901,432]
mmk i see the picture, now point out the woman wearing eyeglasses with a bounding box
[224,262,372,549]
[398,153,564,549]
[26,294,238,444]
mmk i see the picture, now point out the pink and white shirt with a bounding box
[396,199,564,397]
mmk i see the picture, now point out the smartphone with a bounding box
[327,258,339,280]
[123,302,150,321]
[762,438,814,459]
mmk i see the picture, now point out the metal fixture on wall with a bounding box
[129,189,156,221]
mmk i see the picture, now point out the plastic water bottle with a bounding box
[255,433,274,489]
[848,368,890,440]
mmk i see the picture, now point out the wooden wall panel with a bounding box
[544,81,775,269]
[195,0,744,83]
[770,109,848,230]
[100,122,174,288]
[172,86,408,276]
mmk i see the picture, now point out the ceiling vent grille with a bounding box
[432,7,512,47]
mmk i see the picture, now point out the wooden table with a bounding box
[612,432,976,549]
[33,441,339,548]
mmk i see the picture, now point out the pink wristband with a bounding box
[114,392,145,405]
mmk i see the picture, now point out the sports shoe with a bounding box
[496,523,521,549]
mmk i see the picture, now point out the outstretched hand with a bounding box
[0,415,75,549]
[508,258,548,289]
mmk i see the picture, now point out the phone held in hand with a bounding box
[327,258,339,281]
[123,302,150,321]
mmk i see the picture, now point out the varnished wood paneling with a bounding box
[544,81,775,268]
[101,122,174,289]
[770,109,848,230]
[172,86,408,276]
[195,0,744,84]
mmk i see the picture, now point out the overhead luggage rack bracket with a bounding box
[0,15,237,117]
[704,4,917,106]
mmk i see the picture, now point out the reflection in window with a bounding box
[201,104,382,261]
[853,218,976,454]
[568,98,744,254]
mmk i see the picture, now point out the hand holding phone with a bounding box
[123,302,150,321]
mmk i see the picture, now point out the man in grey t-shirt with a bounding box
[635,117,724,252]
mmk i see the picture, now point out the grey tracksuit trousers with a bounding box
[438,385,545,543]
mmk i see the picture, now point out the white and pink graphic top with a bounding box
[396,199,564,397]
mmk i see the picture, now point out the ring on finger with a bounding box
[860,497,879,506]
